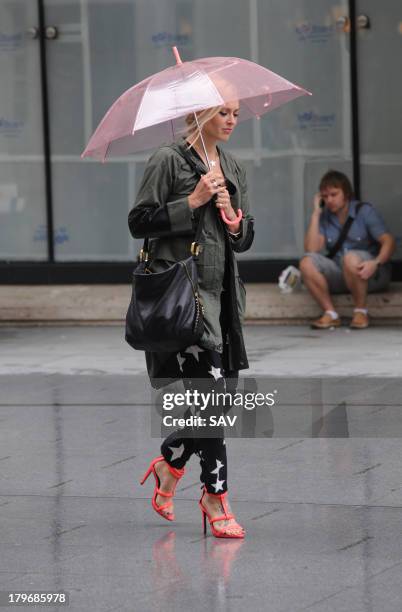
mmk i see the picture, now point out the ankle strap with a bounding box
[166,464,186,479]
[202,487,227,499]
[201,487,232,516]
[209,512,235,524]
[200,488,233,522]
[156,487,174,498]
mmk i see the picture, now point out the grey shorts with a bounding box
[304,250,391,294]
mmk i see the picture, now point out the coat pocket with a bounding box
[197,243,220,290]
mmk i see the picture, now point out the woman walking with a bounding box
[128,102,254,538]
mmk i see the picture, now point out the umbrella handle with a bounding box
[220,208,243,227]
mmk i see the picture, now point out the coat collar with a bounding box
[176,139,238,196]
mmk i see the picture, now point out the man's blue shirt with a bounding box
[319,200,388,260]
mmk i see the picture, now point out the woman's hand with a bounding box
[188,171,224,209]
[215,187,237,222]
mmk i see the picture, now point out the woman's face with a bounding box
[202,102,240,142]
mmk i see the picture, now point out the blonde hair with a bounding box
[185,107,221,148]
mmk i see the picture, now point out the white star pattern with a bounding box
[185,345,204,362]
[208,365,223,381]
[210,459,224,475]
[176,353,186,372]
[168,443,185,462]
[212,478,225,493]
[209,459,225,492]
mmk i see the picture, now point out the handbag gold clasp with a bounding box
[190,242,200,256]
[139,248,149,262]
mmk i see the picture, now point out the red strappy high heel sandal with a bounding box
[199,487,245,539]
[140,456,185,522]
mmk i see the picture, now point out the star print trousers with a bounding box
[160,347,237,495]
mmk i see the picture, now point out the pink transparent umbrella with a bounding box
[81,47,311,165]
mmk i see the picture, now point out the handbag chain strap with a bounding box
[140,142,208,262]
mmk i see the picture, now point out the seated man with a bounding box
[300,170,395,329]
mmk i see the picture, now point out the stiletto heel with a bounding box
[140,455,185,522]
[199,487,245,539]
[140,465,153,485]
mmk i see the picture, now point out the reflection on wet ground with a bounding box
[0,373,402,611]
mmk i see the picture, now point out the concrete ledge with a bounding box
[245,283,402,322]
[0,283,401,324]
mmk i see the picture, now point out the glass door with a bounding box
[44,0,140,261]
[356,0,402,257]
[255,0,353,259]
[0,0,48,260]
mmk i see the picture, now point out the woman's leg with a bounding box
[157,347,227,512]
[161,347,228,492]
[160,347,243,535]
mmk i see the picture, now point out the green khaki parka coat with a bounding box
[128,139,255,385]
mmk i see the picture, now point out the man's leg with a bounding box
[341,251,373,329]
[299,255,336,311]
[341,252,368,308]
[300,253,347,328]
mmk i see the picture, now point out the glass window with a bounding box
[0,0,48,260]
[46,0,351,261]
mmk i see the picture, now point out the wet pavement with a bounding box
[1,325,402,612]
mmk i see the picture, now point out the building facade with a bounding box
[1,0,401,283]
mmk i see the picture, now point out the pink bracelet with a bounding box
[220,208,243,227]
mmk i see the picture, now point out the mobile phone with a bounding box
[319,199,325,209]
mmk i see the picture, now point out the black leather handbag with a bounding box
[125,206,206,352]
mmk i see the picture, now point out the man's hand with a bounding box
[357,260,378,280]
[304,193,326,252]
[313,193,324,214]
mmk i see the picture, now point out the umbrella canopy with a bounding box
[82,51,311,162]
